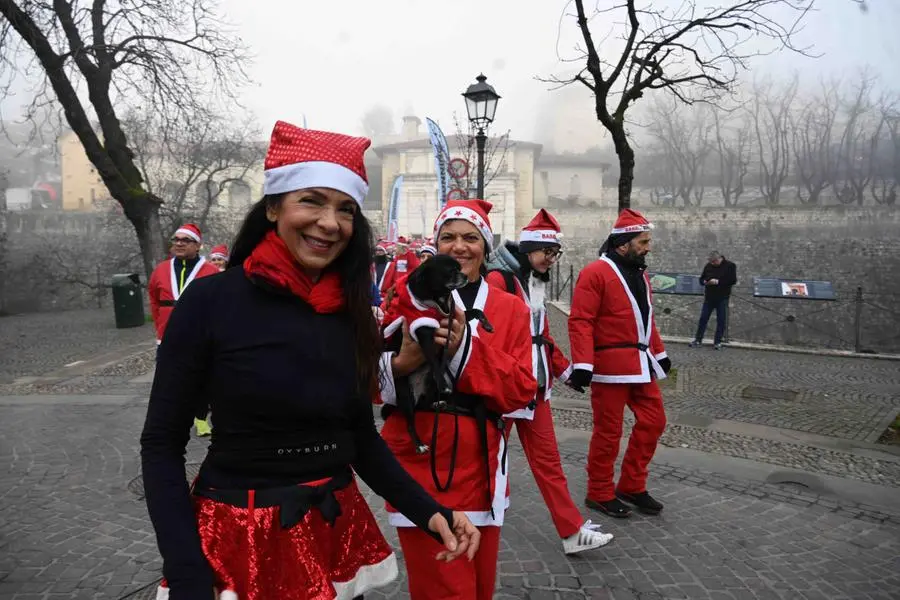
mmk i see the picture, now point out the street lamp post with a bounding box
[462,74,500,200]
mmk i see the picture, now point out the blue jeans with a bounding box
[695,297,728,345]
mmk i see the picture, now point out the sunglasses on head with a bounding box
[170,237,197,245]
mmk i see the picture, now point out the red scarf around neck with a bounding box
[244,230,345,314]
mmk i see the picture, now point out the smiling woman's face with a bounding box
[437,219,485,282]
[267,187,356,277]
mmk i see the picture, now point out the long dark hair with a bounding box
[229,195,381,403]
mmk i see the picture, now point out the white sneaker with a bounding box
[562,520,614,555]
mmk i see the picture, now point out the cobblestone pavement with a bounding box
[0,309,154,383]
[547,305,900,443]
[1,396,899,600]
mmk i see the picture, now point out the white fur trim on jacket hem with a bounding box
[408,317,440,343]
[558,364,573,383]
[573,363,593,371]
[153,554,397,600]
[156,587,237,599]
[263,161,368,205]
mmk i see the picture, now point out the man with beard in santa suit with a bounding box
[568,209,672,519]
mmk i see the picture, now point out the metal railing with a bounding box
[551,264,900,354]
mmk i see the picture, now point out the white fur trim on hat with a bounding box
[433,206,494,251]
[610,223,654,235]
[263,161,369,205]
[209,251,228,260]
[519,229,562,244]
[174,227,201,243]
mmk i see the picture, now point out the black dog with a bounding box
[386,255,493,454]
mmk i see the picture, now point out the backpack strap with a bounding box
[488,269,518,295]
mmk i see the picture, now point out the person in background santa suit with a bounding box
[567,209,672,519]
[373,241,391,291]
[148,223,220,347]
[417,242,437,263]
[379,236,420,298]
[207,245,229,271]
[379,199,536,600]
[486,209,614,555]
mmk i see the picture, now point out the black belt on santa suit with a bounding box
[396,394,507,519]
[192,468,353,529]
[531,334,555,355]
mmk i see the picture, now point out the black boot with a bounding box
[585,497,632,518]
[617,491,664,515]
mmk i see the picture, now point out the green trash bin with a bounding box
[111,273,145,329]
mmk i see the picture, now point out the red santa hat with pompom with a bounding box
[173,223,202,244]
[519,208,562,254]
[263,121,370,205]
[433,199,494,252]
[208,244,229,261]
[610,208,653,235]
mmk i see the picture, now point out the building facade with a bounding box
[367,116,609,242]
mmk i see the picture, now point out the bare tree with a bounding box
[0,0,249,278]
[790,81,840,205]
[127,108,263,242]
[361,105,395,143]
[871,97,899,206]
[548,0,815,210]
[712,108,751,206]
[648,99,714,207]
[450,112,512,200]
[835,74,883,205]
[750,76,797,205]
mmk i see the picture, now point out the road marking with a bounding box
[64,360,86,368]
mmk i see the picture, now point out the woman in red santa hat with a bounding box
[486,208,614,554]
[207,244,230,271]
[141,120,480,600]
[379,199,537,600]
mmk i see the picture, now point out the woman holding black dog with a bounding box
[379,199,537,599]
[140,121,479,600]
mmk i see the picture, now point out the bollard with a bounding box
[854,286,863,353]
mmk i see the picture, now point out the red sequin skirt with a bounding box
[156,477,397,600]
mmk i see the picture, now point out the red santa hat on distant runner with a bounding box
[208,244,229,261]
[433,199,494,252]
[173,223,202,244]
[262,121,370,205]
[518,208,562,254]
[605,208,654,250]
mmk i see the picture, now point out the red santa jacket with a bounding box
[379,278,536,527]
[148,257,219,342]
[379,250,420,296]
[485,271,571,420]
[568,255,667,384]
[381,279,446,344]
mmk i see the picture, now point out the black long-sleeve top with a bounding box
[700,259,738,302]
[140,267,450,597]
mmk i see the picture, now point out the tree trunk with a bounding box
[611,123,634,211]
[122,194,165,281]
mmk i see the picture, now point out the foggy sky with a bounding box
[1,1,898,152]
[224,0,899,147]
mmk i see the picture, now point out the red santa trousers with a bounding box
[587,381,667,502]
[510,391,584,539]
[397,525,501,600]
